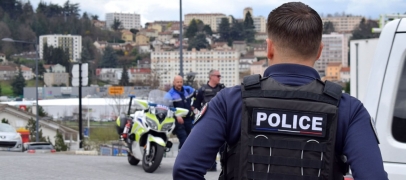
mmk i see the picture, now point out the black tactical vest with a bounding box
[201,83,225,105]
[219,74,348,180]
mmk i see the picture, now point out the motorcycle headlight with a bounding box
[146,117,158,130]
[161,123,174,132]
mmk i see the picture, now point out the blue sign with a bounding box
[84,128,89,137]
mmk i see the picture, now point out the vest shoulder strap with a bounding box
[323,80,343,106]
[242,74,262,90]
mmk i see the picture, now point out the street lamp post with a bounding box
[179,0,184,77]
[2,37,40,142]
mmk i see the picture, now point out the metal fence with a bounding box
[99,142,128,156]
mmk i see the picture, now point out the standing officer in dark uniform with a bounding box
[173,2,388,180]
[193,69,225,171]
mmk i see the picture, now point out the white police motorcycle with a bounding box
[115,89,188,173]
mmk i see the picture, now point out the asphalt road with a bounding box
[0,151,221,180]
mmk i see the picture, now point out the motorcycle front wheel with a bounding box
[142,142,164,173]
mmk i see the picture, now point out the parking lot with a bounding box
[0,151,221,180]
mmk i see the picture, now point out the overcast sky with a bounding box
[29,0,406,25]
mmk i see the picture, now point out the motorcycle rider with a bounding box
[165,75,196,150]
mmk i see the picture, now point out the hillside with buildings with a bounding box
[0,0,381,98]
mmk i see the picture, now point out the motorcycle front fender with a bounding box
[147,134,166,147]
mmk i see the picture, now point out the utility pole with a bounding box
[78,62,83,149]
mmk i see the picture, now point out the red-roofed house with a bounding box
[129,68,152,85]
[340,67,350,82]
[0,65,17,80]
[20,65,34,80]
[157,31,173,42]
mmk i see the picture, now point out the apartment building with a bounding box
[105,12,141,30]
[252,16,266,33]
[151,49,240,87]
[185,13,226,32]
[39,34,82,62]
[243,7,266,32]
[321,16,363,33]
[314,33,349,76]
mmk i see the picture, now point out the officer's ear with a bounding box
[266,38,274,61]
[316,42,324,60]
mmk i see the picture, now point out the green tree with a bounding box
[63,0,80,18]
[185,19,199,39]
[54,129,68,151]
[91,14,98,20]
[130,28,139,35]
[130,48,138,56]
[116,49,125,56]
[119,66,130,86]
[33,61,47,77]
[20,1,34,23]
[344,81,350,94]
[230,21,245,41]
[0,83,2,96]
[82,12,89,20]
[80,47,92,63]
[38,105,48,117]
[81,36,96,60]
[99,46,117,68]
[351,18,380,40]
[323,21,335,34]
[218,18,231,42]
[188,33,210,51]
[243,11,256,43]
[0,0,23,19]
[203,25,213,36]
[196,19,205,32]
[11,67,26,96]
[25,117,47,142]
[111,17,123,31]
[1,118,9,124]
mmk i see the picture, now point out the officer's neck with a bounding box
[268,59,316,68]
[207,81,218,88]
[268,52,317,67]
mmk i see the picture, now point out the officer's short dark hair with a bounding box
[267,2,322,58]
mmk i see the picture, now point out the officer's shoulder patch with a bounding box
[370,116,380,144]
[194,103,208,124]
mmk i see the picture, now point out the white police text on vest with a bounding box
[251,108,328,137]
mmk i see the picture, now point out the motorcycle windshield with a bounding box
[148,89,173,109]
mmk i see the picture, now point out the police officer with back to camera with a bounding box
[173,2,388,180]
[193,69,226,172]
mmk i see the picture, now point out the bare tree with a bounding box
[148,69,165,89]
[107,87,133,117]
